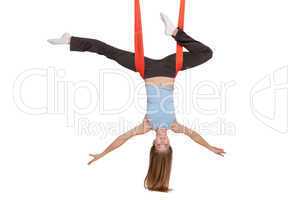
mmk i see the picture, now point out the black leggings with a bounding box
[69,28,213,79]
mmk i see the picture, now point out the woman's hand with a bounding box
[88,154,103,165]
[208,146,226,157]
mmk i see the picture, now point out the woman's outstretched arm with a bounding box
[170,122,225,157]
[88,117,152,165]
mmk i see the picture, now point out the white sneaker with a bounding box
[160,12,177,36]
[47,32,71,45]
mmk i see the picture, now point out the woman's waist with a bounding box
[145,83,174,91]
[144,76,175,87]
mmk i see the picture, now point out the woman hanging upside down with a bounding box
[48,13,225,192]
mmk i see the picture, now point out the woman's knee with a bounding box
[191,48,213,66]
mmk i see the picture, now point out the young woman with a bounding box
[48,13,225,192]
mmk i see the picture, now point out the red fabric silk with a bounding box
[176,0,185,74]
[134,0,145,78]
[135,0,185,78]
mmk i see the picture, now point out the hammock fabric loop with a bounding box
[134,0,186,78]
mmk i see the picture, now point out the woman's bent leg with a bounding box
[160,29,213,71]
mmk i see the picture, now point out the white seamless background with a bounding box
[0,0,299,199]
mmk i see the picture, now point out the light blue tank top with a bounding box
[145,84,176,130]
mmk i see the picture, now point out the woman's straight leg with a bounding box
[69,36,155,73]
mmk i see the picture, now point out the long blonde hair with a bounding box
[144,144,173,192]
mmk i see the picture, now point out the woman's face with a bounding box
[154,128,170,152]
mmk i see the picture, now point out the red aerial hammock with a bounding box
[134,0,186,79]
